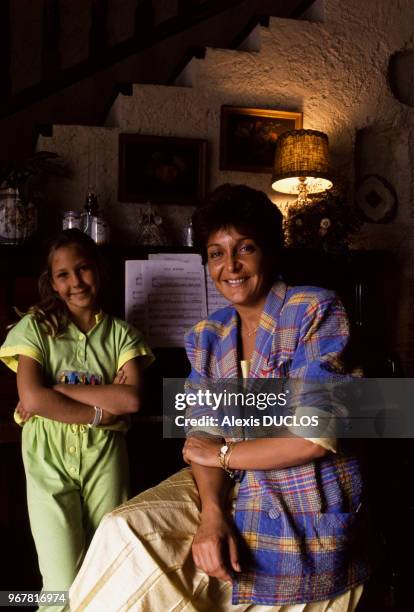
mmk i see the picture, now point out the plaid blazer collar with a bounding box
[250,281,287,377]
[216,309,239,378]
[216,281,288,378]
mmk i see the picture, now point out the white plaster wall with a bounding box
[38,126,119,240]
[38,0,414,371]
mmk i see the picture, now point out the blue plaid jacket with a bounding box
[184,282,371,605]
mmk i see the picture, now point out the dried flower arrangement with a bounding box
[0,151,67,192]
[284,189,361,252]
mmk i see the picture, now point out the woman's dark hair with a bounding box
[192,184,284,280]
[29,229,103,336]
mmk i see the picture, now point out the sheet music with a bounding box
[149,254,229,314]
[125,260,146,332]
[148,253,202,265]
[144,260,207,347]
[125,254,228,347]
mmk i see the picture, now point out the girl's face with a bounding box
[50,244,99,317]
[207,226,269,309]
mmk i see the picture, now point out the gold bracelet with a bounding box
[218,442,235,478]
[224,443,235,471]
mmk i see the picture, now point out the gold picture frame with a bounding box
[219,106,303,173]
[118,134,207,204]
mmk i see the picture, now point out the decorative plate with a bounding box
[355,174,397,223]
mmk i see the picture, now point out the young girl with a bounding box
[0,229,154,601]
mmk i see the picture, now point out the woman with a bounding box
[70,184,370,611]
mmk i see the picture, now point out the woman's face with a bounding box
[207,226,269,309]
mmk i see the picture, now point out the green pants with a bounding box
[22,418,129,610]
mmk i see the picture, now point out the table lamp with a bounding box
[271,129,333,204]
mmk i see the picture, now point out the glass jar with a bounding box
[91,214,109,245]
[62,211,81,230]
[0,187,37,245]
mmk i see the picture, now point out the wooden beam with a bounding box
[89,0,108,58]
[178,1,204,15]
[41,0,61,81]
[134,0,155,35]
[0,0,12,97]
[0,0,246,120]
[255,0,317,18]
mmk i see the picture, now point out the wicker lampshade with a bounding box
[271,129,333,195]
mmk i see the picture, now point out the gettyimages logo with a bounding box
[162,378,414,439]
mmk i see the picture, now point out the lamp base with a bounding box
[297,177,309,205]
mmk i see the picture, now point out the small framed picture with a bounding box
[219,106,303,173]
[118,134,207,204]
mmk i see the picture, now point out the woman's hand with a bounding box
[182,436,222,468]
[192,507,241,582]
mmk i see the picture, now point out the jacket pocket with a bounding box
[257,463,324,515]
[316,506,364,551]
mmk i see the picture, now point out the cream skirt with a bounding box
[69,469,363,611]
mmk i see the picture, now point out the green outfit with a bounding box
[0,312,154,606]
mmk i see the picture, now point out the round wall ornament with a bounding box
[355,174,397,223]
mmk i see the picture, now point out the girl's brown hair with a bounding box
[29,229,103,336]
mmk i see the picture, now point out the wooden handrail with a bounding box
[0,0,246,120]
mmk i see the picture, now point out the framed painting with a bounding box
[118,134,207,204]
[219,106,303,173]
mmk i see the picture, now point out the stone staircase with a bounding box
[35,11,337,246]
[0,0,316,162]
